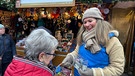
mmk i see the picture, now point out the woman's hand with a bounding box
[60,54,73,68]
[78,67,93,76]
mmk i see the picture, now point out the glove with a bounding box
[61,54,73,68]
[78,67,93,76]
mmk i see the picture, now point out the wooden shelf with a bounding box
[52,51,69,66]
[16,46,25,57]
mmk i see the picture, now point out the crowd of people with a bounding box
[0,7,125,76]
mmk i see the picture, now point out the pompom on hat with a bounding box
[82,7,104,21]
[0,24,5,28]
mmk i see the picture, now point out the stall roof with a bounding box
[113,1,135,8]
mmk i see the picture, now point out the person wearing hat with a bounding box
[61,7,125,76]
[0,24,16,76]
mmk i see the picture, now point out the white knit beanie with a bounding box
[0,24,4,28]
[82,7,103,21]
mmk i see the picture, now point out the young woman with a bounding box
[61,7,125,76]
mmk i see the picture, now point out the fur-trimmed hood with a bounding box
[109,30,119,37]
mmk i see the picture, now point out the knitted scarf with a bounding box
[82,28,101,53]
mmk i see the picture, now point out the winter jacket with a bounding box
[0,34,16,63]
[4,56,54,76]
[70,31,125,76]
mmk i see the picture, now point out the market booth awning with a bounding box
[113,1,135,8]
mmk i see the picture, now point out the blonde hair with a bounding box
[77,19,114,46]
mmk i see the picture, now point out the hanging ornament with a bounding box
[104,8,109,14]
[78,15,81,19]
[26,9,31,17]
[64,12,70,19]
[51,12,59,19]
[33,11,38,21]
[22,8,26,12]
[74,12,79,17]
[47,13,52,19]
[97,3,102,8]
[67,19,71,24]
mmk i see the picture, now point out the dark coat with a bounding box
[0,34,16,63]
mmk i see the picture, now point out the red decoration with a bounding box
[51,13,59,19]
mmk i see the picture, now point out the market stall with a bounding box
[112,1,135,75]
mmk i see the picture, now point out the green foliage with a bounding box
[0,0,16,11]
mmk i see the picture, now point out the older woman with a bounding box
[61,7,125,76]
[4,29,58,76]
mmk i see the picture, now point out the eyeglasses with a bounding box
[46,53,56,57]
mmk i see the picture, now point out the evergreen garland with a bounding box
[0,0,16,11]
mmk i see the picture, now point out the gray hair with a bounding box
[24,29,58,61]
